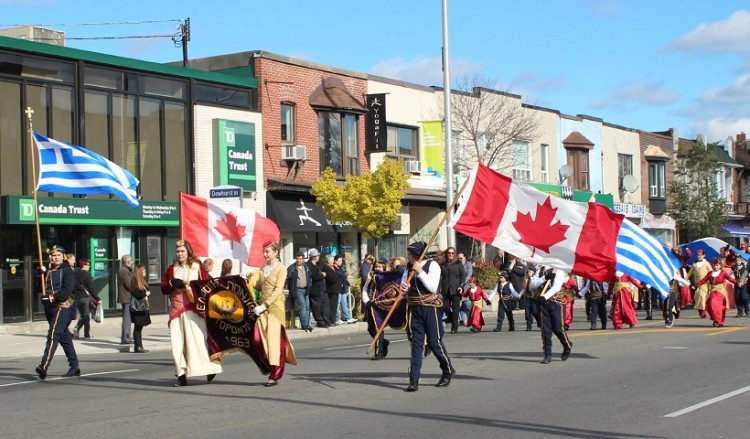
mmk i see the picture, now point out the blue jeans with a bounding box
[336,291,353,322]
[293,288,311,328]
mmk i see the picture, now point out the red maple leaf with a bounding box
[512,197,569,258]
[215,212,247,249]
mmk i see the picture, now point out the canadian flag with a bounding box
[180,193,280,268]
[450,163,624,282]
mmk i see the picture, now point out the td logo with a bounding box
[19,199,36,221]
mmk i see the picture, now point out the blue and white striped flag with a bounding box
[33,132,140,208]
[615,218,680,298]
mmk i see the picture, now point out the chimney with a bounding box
[737,132,746,143]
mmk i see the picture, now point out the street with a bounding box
[1,310,749,439]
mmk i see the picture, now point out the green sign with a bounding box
[5,196,179,226]
[90,237,109,274]
[214,119,257,192]
[421,120,444,179]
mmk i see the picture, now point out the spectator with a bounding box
[286,252,312,331]
[118,255,134,345]
[441,247,466,334]
[307,249,329,328]
[71,258,100,339]
[129,264,152,353]
[220,259,233,277]
[334,255,356,324]
[323,255,342,325]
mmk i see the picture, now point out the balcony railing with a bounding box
[727,202,749,216]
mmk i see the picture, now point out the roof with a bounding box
[562,131,594,150]
[0,36,257,88]
[711,144,741,167]
[309,77,367,113]
[644,144,670,159]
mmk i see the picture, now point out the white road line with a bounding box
[664,385,750,417]
[322,339,408,351]
[0,368,140,388]
[663,347,688,349]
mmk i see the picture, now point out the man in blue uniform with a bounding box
[537,267,573,364]
[36,245,80,380]
[401,241,454,392]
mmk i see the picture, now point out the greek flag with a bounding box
[615,218,680,298]
[33,132,140,208]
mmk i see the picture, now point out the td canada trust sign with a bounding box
[213,119,257,192]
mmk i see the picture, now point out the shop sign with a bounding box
[214,119,257,192]
[5,196,179,226]
[365,94,387,152]
[613,203,646,218]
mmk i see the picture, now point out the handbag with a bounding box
[130,296,150,313]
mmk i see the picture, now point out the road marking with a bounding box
[0,368,139,388]
[664,385,750,417]
[663,346,688,349]
[706,327,743,336]
[575,327,748,337]
[322,339,408,351]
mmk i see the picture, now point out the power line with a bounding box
[33,34,175,41]
[0,19,182,27]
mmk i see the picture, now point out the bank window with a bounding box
[648,161,666,198]
[0,51,74,84]
[319,111,359,177]
[566,148,590,190]
[140,75,185,100]
[281,103,295,144]
[194,83,252,108]
[512,140,532,182]
[84,66,137,92]
[387,125,417,158]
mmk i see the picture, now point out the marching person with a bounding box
[366,261,390,360]
[695,258,737,327]
[734,258,750,317]
[609,271,643,329]
[493,271,521,332]
[402,241,454,392]
[666,271,690,328]
[461,277,490,332]
[585,279,607,330]
[524,265,544,331]
[537,267,573,364]
[561,274,581,330]
[687,249,711,318]
[252,241,297,386]
[160,239,222,387]
[36,245,80,380]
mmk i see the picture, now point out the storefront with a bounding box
[0,195,179,323]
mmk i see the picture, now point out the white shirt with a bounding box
[401,260,441,293]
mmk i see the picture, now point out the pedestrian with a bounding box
[36,245,80,380]
[441,246,466,334]
[251,241,297,386]
[286,252,313,331]
[695,258,736,327]
[334,255,356,324]
[402,241,454,392]
[537,268,574,364]
[306,249,330,327]
[609,271,643,329]
[220,259,233,277]
[493,271,520,332]
[457,252,473,325]
[734,258,749,317]
[129,264,152,353]
[687,249,711,318]
[72,258,100,339]
[118,255,134,345]
[323,255,342,325]
[160,239,222,386]
[461,277,490,332]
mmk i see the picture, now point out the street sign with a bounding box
[209,186,243,199]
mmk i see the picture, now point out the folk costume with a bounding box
[538,268,573,364]
[695,260,736,327]
[609,271,643,329]
[561,275,581,330]
[687,252,711,318]
[494,273,521,332]
[161,251,222,385]
[253,261,297,384]
[461,282,489,332]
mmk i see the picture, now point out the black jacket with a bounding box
[307,260,326,296]
[323,263,341,295]
[508,261,528,293]
[442,260,466,296]
[46,264,77,303]
[74,269,101,301]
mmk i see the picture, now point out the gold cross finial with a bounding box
[24,107,34,120]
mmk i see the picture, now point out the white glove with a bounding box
[253,304,267,316]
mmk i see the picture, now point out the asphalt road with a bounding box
[1,311,749,439]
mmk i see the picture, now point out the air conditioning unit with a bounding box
[404,159,421,174]
[282,145,306,161]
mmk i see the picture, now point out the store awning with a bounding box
[266,193,351,233]
[719,224,750,237]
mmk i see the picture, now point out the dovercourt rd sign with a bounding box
[4,196,179,226]
[214,119,257,192]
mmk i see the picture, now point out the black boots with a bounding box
[436,367,455,387]
[406,380,419,392]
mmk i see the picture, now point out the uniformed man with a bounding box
[537,267,573,364]
[36,245,80,380]
[401,241,454,392]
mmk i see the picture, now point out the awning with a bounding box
[719,224,750,237]
[266,193,351,232]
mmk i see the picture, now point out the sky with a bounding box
[3,0,750,143]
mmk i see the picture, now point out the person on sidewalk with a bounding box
[307,249,330,328]
[286,252,313,331]
[322,255,342,325]
[36,245,80,380]
[72,258,101,339]
[441,247,466,334]
[160,240,222,387]
[334,254,357,324]
[130,264,152,353]
[118,255,134,344]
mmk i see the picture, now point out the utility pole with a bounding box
[442,0,456,247]
[172,18,191,67]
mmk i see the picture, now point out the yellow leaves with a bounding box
[310,160,410,239]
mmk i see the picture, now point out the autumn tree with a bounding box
[667,140,727,242]
[442,75,541,176]
[310,159,410,248]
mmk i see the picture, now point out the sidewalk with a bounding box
[0,314,368,359]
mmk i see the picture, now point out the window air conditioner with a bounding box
[282,145,307,161]
[404,159,421,174]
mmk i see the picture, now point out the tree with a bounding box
[667,140,727,242]
[310,160,410,245]
[444,75,541,175]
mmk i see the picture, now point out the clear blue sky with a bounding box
[3,0,750,143]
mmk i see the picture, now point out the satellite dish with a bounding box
[559,165,573,178]
[622,174,639,193]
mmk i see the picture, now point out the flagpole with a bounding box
[25,107,47,296]
[366,170,473,354]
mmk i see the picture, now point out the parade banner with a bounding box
[371,270,407,329]
[191,275,270,373]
